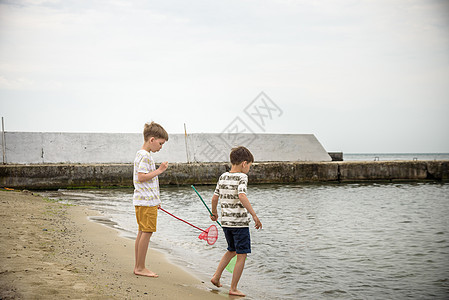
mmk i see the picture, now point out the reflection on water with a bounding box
[41,182,449,299]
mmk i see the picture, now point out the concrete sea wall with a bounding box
[1,161,447,190]
[0,132,331,164]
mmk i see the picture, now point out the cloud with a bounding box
[0,0,448,151]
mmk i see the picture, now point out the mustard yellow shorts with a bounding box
[135,206,158,232]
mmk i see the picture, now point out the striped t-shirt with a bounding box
[214,172,250,227]
[133,150,161,207]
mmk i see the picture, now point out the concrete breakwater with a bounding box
[0,132,331,164]
[1,161,448,190]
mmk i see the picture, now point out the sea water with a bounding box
[41,182,449,299]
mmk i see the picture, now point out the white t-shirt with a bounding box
[214,172,250,227]
[133,150,161,207]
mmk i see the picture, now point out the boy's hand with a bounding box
[253,216,262,230]
[210,212,218,222]
[158,162,168,173]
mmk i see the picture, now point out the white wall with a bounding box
[1,132,331,164]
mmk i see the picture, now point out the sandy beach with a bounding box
[0,189,228,299]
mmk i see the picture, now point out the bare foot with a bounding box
[229,289,246,297]
[134,268,159,278]
[210,276,222,288]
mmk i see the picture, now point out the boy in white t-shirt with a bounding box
[210,146,262,297]
[133,121,168,278]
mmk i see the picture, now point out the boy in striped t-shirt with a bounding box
[210,146,262,297]
[133,121,168,278]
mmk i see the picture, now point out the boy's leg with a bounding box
[134,231,158,277]
[229,253,247,297]
[135,231,142,267]
[211,250,236,287]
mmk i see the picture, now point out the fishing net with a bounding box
[159,207,218,245]
[198,225,218,245]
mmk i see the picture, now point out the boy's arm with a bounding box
[210,194,219,221]
[239,193,262,229]
[137,162,168,182]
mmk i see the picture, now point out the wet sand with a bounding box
[0,189,227,299]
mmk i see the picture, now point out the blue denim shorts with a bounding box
[222,227,251,254]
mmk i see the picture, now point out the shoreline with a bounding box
[0,189,226,299]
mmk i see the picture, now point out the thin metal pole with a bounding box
[184,123,190,163]
[2,117,5,164]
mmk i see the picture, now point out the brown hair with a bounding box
[230,146,254,165]
[143,121,169,142]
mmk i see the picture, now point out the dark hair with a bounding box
[230,146,254,165]
[143,121,169,142]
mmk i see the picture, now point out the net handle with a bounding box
[191,185,222,228]
[158,207,205,232]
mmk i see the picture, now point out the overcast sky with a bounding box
[0,0,448,153]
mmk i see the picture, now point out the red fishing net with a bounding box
[159,207,218,245]
[198,225,218,245]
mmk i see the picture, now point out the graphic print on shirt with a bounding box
[214,172,250,227]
